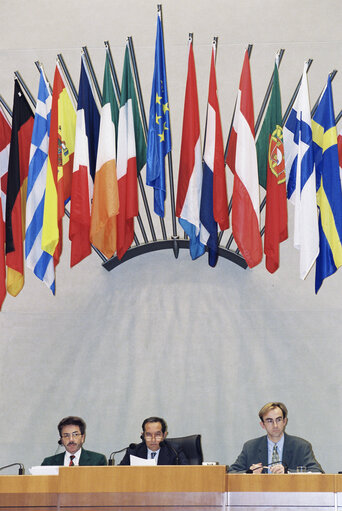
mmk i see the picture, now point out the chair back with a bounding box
[167,434,203,465]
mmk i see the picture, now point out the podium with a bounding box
[0,465,226,510]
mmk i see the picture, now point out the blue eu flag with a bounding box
[146,13,171,217]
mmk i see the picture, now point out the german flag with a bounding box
[5,80,34,296]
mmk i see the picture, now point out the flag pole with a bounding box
[336,109,342,125]
[282,59,313,125]
[156,4,179,256]
[14,71,36,109]
[82,46,103,105]
[57,54,78,101]
[254,49,285,136]
[104,41,121,105]
[127,36,159,243]
[202,37,218,154]
[311,69,337,117]
[0,95,12,117]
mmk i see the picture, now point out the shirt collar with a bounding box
[64,447,82,466]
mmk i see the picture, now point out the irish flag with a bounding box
[90,53,119,259]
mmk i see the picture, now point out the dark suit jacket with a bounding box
[119,441,188,465]
[228,433,323,473]
[41,448,107,466]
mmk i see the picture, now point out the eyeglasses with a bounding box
[61,432,83,439]
[264,417,284,425]
[144,432,163,440]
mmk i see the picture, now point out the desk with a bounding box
[226,474,336,511]
[0,465,226,510]
[1,469,340,511]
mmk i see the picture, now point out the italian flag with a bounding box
[116,44,138,260]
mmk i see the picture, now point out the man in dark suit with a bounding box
[228,402,323,473]
[120,416,188,465]
[41,416,107,466]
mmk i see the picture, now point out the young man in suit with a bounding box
[228,402,323,473]
[41,416,107,466]
[119,416,188,465]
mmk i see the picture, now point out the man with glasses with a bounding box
[41,416,107,466]
[228,402,323,473]
[119,416,188,465]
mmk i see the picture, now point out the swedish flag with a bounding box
[312,76,342,293]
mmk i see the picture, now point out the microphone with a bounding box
[108,443,137,465]
[160,440,179,465]
[0,462,25,475]
[246,461,288,473]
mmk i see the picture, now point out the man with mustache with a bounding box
[119,416,188,465]
[41,416,107,466]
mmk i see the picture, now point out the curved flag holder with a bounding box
[103,241,248,271]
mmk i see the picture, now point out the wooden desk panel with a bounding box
[58,465,226,492]
[226,474,336,511]
[226,473,335,492]
[0,467,226,510]
[0,474,58,510]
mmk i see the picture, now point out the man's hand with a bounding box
[270,463,285,474]
[249,463,263,474]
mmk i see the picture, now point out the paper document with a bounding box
[130,455,156,466]
[29,466,60,475]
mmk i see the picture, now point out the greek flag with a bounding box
[25,68,55,294]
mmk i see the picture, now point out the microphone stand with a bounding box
[108,444,137,465]
[0,463,25,475]
[161,440,179,465]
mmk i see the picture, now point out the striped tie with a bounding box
[151,452,157,459]
[69,455,75,466]
[272,445,279,464]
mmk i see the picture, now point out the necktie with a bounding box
[272,445,280,464]
[69,455,75,466]
[151,452,157,459]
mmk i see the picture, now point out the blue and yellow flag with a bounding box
[312,76,342,293]
[146,12,171,217]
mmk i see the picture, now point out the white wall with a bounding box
[0,0,341,474]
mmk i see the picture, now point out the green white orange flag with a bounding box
[90,52,119,259]
[42,62,76,264]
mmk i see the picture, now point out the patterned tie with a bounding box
[272,445,280,464]
[151,452,157,459]
[69,455,75,466]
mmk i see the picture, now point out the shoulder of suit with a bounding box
[243,435,267,448]
[42,452,64,465]
[82,448,106,458]
[284,434,311,446]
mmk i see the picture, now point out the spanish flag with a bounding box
[42,62,76,265]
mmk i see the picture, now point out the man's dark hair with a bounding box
[142,416,167,433]
[58,416,86,436]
